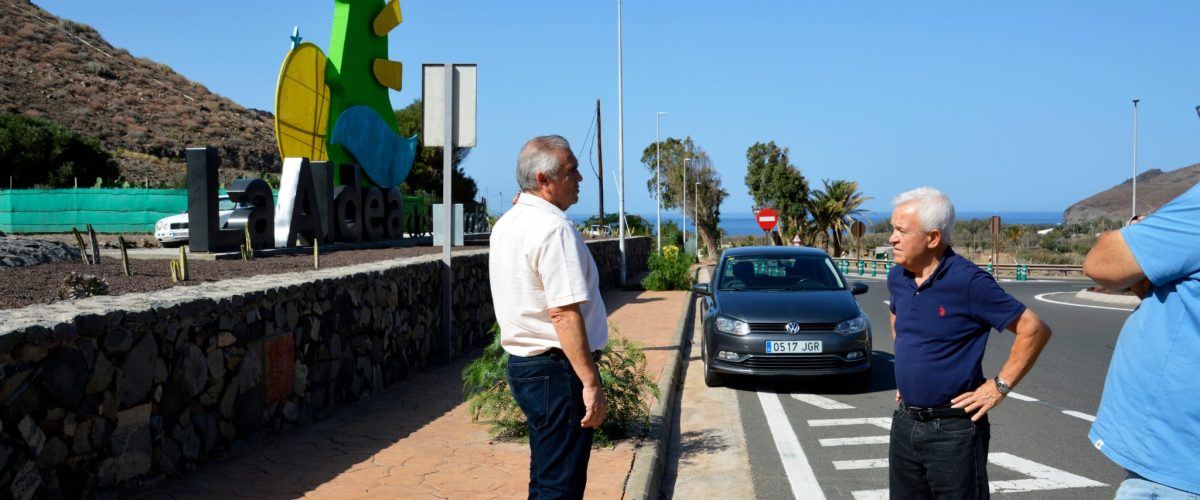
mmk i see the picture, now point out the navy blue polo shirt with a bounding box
[888,248,1026,408]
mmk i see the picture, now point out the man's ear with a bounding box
[535,171,549,188]
[927,229,942,249]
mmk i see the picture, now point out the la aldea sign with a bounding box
[186,146,408,253]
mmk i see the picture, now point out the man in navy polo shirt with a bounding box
[886,187,1052,499]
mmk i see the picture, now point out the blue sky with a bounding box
[33,1,1200,218]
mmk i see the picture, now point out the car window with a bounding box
[218,197,236,211]
[718,255,845,291]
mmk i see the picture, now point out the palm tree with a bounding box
[807,179,871,257]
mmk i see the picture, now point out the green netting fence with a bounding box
[0,188,430,234]
[0,188,187,233]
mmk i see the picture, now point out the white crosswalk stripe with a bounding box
[791,394,855,410]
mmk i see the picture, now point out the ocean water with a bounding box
[568,210,1062,237]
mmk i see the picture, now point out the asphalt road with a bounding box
[667,274,1134,499]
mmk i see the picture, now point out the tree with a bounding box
[393,99,479,207]
[641,136,726,257]
[743,141,809,240]
[693,165,729,259]
[0,113,119,188]
[808,179,871,257]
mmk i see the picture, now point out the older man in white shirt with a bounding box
[489,135,608,499]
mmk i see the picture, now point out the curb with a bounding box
[622,282,696,499]
[1075,289,1141,307]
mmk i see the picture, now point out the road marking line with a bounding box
[1008,392,1038,402]
[791,394,854,410]
[808,418,892,430]
[819,436,890,446]
[882,300,890,305]
[834,458,888,470]
[852,453,1107,498]
[1062,410,1096,422]
[989,452,1107,492]
[1035,291,1134,312]
[757,391,826,499]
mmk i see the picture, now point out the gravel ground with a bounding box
[0,237,475,310]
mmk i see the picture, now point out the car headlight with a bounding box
[834,313,867,335]
[156,221,165,231]
[715,315,750,336]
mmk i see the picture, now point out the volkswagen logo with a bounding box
[785,322,801,335]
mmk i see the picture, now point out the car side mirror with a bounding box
[692,283,711,296]
[851,282,869,295]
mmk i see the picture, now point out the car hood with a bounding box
[159,213,188,225]
[715,289,861,323]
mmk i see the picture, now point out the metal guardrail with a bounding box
[835,258,1084,281]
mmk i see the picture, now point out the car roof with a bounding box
[719,245,831,258]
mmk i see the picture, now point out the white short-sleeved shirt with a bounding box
[489,193,608,357]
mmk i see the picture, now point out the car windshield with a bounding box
[717,255,845,291]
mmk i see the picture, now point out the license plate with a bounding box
[765,340,823,353]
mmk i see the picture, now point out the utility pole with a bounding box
[1132,98,1139,220]
[616,0,627,285]
[683,157,690,250]
[596,98,604,232]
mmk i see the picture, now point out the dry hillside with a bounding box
[0,1,280,186]
[1063,163,1200,224]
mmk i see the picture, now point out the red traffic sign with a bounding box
[756,207,779,231]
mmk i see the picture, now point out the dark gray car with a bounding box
[694,246,872,387]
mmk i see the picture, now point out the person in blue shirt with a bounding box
[1084,182,1200,498]
[886,187,1053,500]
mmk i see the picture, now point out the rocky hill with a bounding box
[1063,163,1200,224]
[0,1,280,186]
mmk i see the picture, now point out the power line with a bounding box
[4,0,197,102]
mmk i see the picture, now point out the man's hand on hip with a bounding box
[951,381,1005,422]
[580,384,607,428]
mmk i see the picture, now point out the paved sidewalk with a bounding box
[143,287,690,499]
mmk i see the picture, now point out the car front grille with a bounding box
[749,322,836,333]
[170,223,188,230]
[739,354,864,370]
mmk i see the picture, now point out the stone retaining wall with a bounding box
[0,236,649,498]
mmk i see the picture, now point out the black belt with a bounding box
[541,348,602,363]
[901,402,968,422]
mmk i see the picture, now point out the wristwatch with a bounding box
[994,377,1012,396]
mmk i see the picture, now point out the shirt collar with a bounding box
[903,247,958,289]
[516,192,570,221]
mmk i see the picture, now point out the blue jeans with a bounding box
[889,403,991,500]
[1116,471,1200,499]
[507,352,594,500]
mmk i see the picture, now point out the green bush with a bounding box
[642,245,696,291]
[0,113,119,188]
[462,323,660,445]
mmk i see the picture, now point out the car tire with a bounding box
[702,347,722,388]
[160,241,184,248]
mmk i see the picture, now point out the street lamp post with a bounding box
[695,180,700,258]
[655,111,667,253]
[683,157,690,250]
[1132,98,1139,220]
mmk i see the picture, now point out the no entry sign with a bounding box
[756,207,779,231]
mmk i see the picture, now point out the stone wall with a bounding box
[0,236,649,498]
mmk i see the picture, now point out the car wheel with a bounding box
[702,344,722,388]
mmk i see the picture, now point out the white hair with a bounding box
[893,186,955,244]
[516,135,571,192]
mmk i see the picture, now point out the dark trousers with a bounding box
[889,402,991,500]
[507,352,594,500]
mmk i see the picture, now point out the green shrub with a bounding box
[642,245,696,291]
[0,113,118,188]
[462,323,660,445]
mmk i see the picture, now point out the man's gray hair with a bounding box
[893,186,955,244]
[517,135,572,192]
